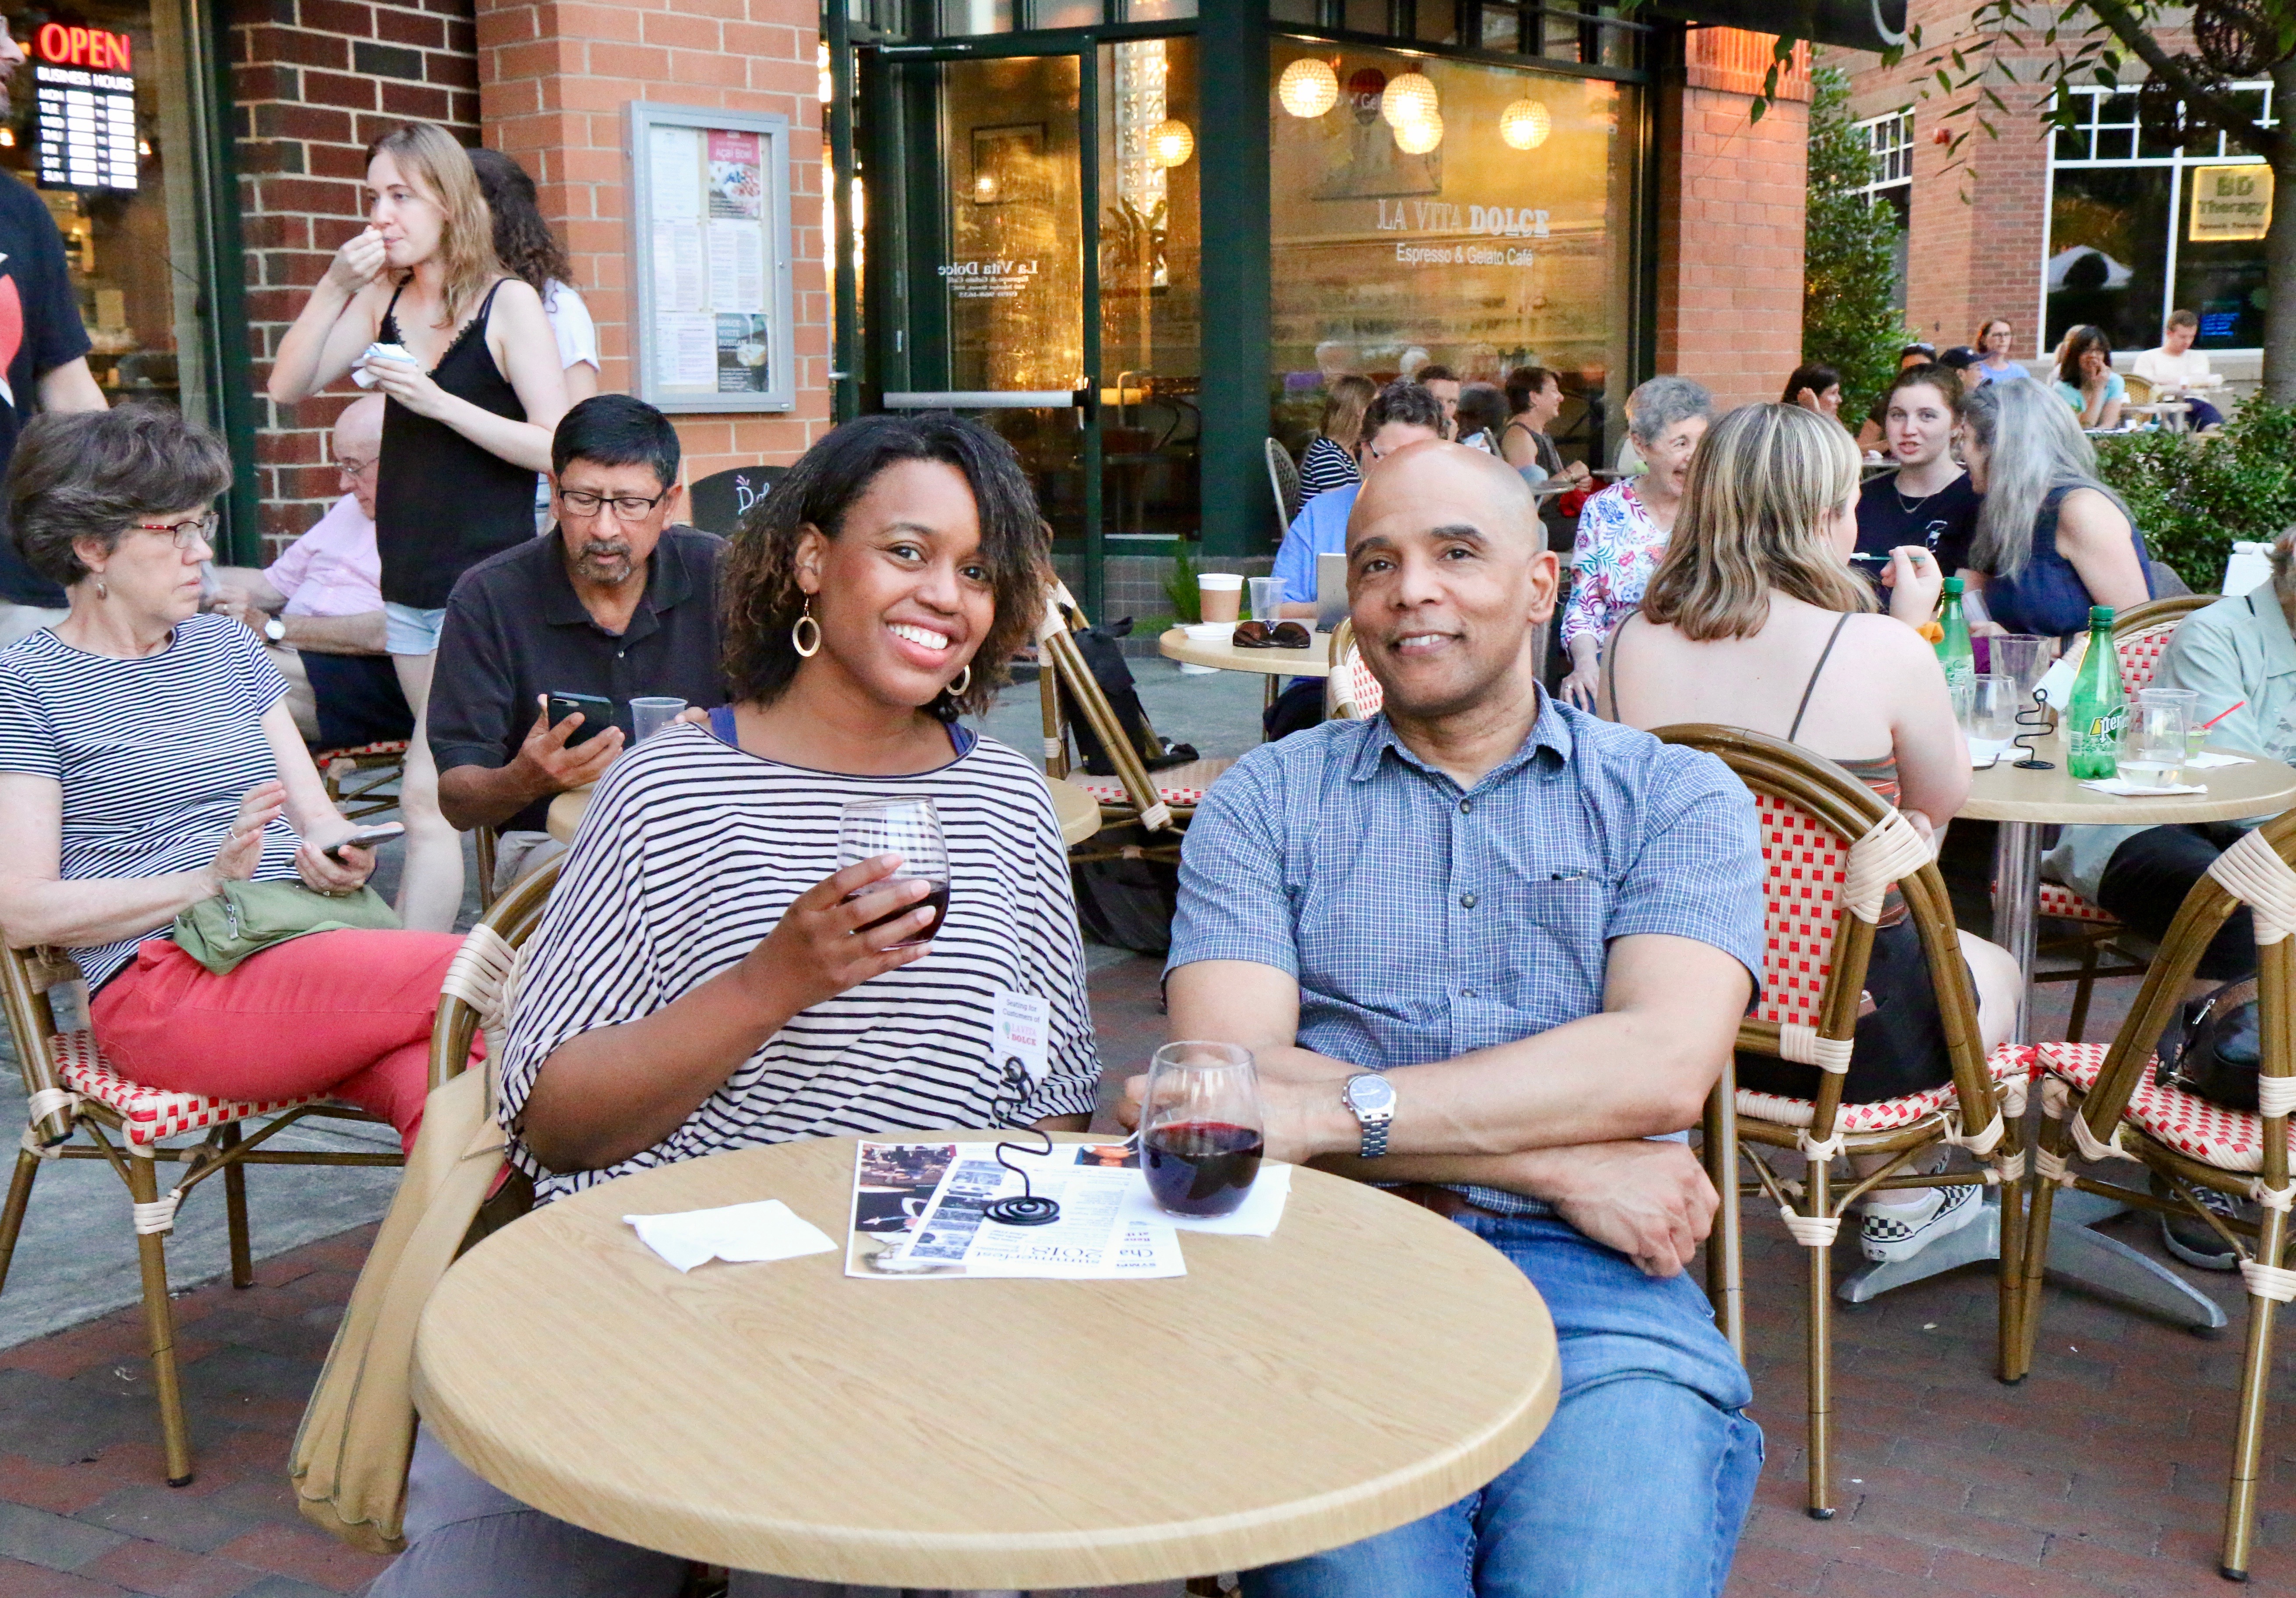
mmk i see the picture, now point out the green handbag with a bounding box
[172,879,402,976]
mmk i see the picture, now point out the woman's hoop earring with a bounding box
[948,664,970,698]
[791,598,821,658]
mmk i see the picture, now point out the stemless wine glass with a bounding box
[1968,673,2020,754]
[2122,689,2193,788]
[1139,1041,1266,1218]
[837,796,950,949]
[1990,635,2052,704]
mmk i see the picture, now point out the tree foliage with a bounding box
[1802,66,1908,422]
[2094,396,2296,590]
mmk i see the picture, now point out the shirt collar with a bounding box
[1347,684,1574,789]
[539,527,692,633]
[2248,588,2296,678]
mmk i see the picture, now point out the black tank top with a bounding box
[374,278,537,610]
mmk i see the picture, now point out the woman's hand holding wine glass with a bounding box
[736,854,935,1018]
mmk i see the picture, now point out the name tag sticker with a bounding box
[991,989,1051,1078]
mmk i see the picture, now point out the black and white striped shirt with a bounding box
[499,720,1103,1203]
[0,615,302,989]
[1298,435,1360,505]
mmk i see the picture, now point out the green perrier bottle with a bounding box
[1935,576,1975,694]
[2066,606,2125,780]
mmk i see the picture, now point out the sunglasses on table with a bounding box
[1231,620,1312,649]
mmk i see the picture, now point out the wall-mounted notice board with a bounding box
[626,103,795,414]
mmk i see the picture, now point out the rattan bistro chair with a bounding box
[2027,594,2222,1038]
[0,945,410,1486]
[318,739,410,824]
[1264,437,1302,534]
[1659,726,2034,1519]
[1035,583,1231,861]
[1323,618,1383,722]
[2021,811,2296,1582]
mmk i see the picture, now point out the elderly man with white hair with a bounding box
[2044,529,2296,1268]
[208,393,409,750]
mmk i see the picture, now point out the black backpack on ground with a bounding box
[1057,616,1197,775]
[2161,977,2262,1112]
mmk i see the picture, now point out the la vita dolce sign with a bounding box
[2190,163,2272,243]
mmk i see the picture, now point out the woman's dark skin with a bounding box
[518,460,1087,1172]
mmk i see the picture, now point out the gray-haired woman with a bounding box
[1958,378,2151,640]
[1558,375,1714,708]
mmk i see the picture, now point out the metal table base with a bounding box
[1836,1189,2226,1331]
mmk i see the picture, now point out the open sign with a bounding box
[35,24,131,72]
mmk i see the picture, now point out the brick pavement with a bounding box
[3,881,2293,1594]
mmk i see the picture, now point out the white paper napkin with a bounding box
[624,1199,837,1273]
[2080,778,2208,797]
[1968,738,2012,768]
[2186,751,2254,769]
[1118,1162,1293,1237]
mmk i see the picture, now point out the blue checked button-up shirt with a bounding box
[1166,693,1763,1216]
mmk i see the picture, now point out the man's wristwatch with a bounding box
[1343,1073,1397,1160]
[262,617,287,644]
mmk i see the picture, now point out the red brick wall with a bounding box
[475,0,831,484]
[1655,29,1811,410]
[231,0,482,556]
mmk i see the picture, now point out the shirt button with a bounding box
[1459,798,1472,814]
[1459,892,1478,909]
[1461,986,1477,998]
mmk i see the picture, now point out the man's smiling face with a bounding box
[1345,441,1557,722]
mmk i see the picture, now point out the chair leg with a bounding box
[125,1153,195,1486]
[1804,1156,1835,1519]
[2066,936,2102,1044]
[1703,1084,1743,1358]
[2012,1124,2066,1383]
[2219,1201,2285,1581]
[0,1146,39,1295]
[1994,1151,2028,1385]
[217,1123,253,1290]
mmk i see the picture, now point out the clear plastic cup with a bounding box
[1249,574,1286,621]
[630,696,688,742]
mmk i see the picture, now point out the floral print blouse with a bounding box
[1561,479,1667,652]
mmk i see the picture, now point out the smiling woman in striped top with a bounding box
[372,412,1105,1596]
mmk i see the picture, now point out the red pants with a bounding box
[91,929,477,1153]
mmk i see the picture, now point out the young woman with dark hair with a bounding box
[468,146,598,405]
[0,408,476,1154]
[1781,362,1843,421]
[2052,323,2126,430]
[369,411,1104,1596]
[267,122,570,930]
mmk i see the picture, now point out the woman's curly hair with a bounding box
[467,147,574,295]
[720,414,1049,721]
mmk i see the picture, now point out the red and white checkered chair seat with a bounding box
[2040,1041,2295,1173]
[50,1030,326,1147]
[2035,881,2119,925]
[315,739,409,764]
[1737,1041,2034,1133]
[1067,758,1235,809]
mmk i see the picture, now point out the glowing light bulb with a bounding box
[1500,98,1551,151]
[1278,57,1339,119]
[1380,71,1437,130]
[1150,118,1194,168]
[1394,110,1443,155]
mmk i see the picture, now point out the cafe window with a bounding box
[0,1,227,431]
[2047,82,2276,351]
[1268,41,1639,469]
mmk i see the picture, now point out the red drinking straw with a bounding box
[2198,701,2246,732]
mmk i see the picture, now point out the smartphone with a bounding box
[546,691,618,747]
[323,822,405,862]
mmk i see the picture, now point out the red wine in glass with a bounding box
[855,882,949,947]
[1143,1121,1265,1216]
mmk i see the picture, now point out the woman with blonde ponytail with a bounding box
[268,122,568,931]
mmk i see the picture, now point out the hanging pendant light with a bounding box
[1151,117,1195,168]
[1500,98,1552,151]
[1278,57,1340,119]
[1380,71,1438,130]
[1394,110,1443,155]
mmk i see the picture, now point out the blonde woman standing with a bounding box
[1601,403,2020,1264]
[269,123,568,930]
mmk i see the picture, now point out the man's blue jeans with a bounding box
[1243,1211,1760,1598]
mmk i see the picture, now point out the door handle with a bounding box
[880,389,1089,410]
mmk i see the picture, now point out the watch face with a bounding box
[1347,1075,1395,1114]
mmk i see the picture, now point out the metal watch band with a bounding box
[1358,1115,1390,1160]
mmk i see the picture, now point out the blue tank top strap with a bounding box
[948,721,977,757]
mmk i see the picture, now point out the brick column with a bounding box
[475,0,830,482]
[1654,29,1811,410]
[230,0,481,556]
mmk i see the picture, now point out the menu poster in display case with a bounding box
[627,104,793,413]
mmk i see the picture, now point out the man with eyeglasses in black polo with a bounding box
[428,394,727,893]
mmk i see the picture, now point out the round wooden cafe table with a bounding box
[1158,625,1334,678]
[546,775,1103,848]
[410,1136,1558,1589]
[1965,731,2296,1039]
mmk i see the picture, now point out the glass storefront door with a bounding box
[866,32,1200,615]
